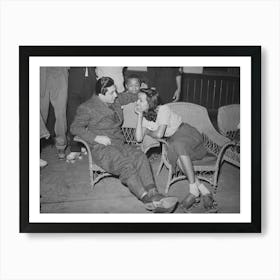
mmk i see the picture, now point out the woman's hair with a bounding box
[95,77,114,95]
[140,88,161,122]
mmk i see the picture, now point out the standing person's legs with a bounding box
[82,73,95,102]
[49,73,68,158]
[40,67,50,124]
[67,91,82,153]
[40,112,50,139]
[67,69,95,161]
[67,68,84,158]
[40,113,50,168]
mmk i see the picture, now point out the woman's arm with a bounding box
[135,114,167,141]
[135,112,147,142]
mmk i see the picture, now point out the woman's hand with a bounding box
[94,135,111,146]
[172,89,181,102]
[134,103,143,115]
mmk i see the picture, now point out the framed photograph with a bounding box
[20,46,261,233]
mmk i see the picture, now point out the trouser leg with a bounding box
[40,67,50,124]
[67,91,82,152]
[81,75,95,101]
[123,145,156,190]
[125,174,148,200]
[40,112,50,139]
[95,145,148,199]
[49,74,68,150]
[67,75,94,152]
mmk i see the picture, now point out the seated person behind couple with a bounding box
[70,76,178,213]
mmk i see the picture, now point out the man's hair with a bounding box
[140,88,161,122]
[125,74,141,85]
[95,77,114,95]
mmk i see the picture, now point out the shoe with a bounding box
[40,159,48,168]
[57,149,65,160]
[66,152,81,163]
[202,193,218,212]
[142,190,178,213]
[180,193,200,212]
[81,147,87,155]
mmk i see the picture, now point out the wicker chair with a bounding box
[156,102,239,194]
[217,104,240,167]
[217,104,240,140]
[74,102,160,189]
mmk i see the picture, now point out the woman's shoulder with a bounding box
[158,104,181,120]
[158,104,171,113]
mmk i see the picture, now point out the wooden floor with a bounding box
[40,144,240,214]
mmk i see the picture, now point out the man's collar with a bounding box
[91,94,114,111]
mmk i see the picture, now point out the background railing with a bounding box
[180,73,240,113]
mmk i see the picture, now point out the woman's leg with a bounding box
[195,178,210,195]
[177,155,195,183]
[177,155,201,210]
[177,155,200,197]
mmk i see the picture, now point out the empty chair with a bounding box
[217,104,240,140]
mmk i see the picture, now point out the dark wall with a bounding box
[180,73,240,113]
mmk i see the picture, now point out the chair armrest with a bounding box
[155,138,169,146]
[73,136,92,152]
[215,141,240,168]
[141,135,160,154]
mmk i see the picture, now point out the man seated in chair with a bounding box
[70,77,178,213]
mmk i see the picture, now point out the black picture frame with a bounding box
[20,46,261,233]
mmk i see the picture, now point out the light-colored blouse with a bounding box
[142,105,182,137]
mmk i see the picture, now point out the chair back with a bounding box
[217,104,240,135]
[122,103,138,128]
[166,102,213,134]
[121,102,160,152]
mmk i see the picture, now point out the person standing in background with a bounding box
[66,67,97,162]
[40,112,50,168]
[40,67,68,160]
[95,67,125,93]
[147,67,182,104]
[123,67,149,88]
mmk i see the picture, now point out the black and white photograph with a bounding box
[39,66,241,215]
[20,46,260,233]
[4,1,280,279]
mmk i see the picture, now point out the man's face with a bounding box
[102,85,117,104]
[126,78,141,94]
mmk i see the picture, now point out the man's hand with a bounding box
[172,89,181,102]
[94,135,111,146]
